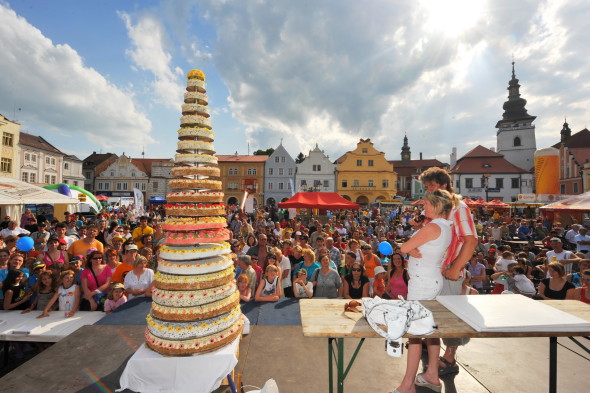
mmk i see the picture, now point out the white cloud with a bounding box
[0,4,153,150]
[119,11,184,109]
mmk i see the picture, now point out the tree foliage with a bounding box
[295,152,305,164]
[253,148,275,156]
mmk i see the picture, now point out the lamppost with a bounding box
[481,174,491,201]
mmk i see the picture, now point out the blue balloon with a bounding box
[57,184,72,197]
[16,236,34,252]
[378,241,393,256]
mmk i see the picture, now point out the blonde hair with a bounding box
[422,189,460,216]
[133,256,148,268]
[292,245,303,254]
[265,264,278,273]
[270,247,282,258]
[302,248,316,261]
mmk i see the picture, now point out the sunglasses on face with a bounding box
[351,268,362,272]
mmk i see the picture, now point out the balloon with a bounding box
[16,236,34,252]
[378,241,393,256]
[57,184,72,197]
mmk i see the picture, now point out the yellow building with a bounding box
[0,114,20,179]
[217,154,269,208]
[335,139,397,205]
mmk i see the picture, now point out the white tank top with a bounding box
[407,218,452,278]
[58,284,78,312]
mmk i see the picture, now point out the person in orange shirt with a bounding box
[67,225,104,257]
[111,244,139,284]
[362,244,381,294]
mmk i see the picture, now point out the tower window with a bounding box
[514,137,521,147]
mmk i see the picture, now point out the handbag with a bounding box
[362,296,437,341]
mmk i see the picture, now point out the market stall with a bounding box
[539,192,590,226]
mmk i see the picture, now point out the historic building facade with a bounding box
[389,135,449,199]
[62,155,85,187]
[217,154,268,207]
[295,144,336,193]
[83,152,118,193]
[0,114,20,180]
[264,143,296,206]
[335,139,397,205]
[451,145,534,202]
[94,154,149,198]
[19,132,64,186]
[553,121,590,195]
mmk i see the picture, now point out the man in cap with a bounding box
[31,222,50,251]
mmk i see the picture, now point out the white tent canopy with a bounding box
[0,178,79,219]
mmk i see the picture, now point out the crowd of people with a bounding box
[2,167,589,388]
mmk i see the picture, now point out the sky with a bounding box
[1,0,589,164]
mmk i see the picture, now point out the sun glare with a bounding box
[420,0,486,37]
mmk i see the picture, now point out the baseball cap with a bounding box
[126,244,139,251]
[550,237,562,243]
[69,255,83,263]
[111,282,125,290]
[32,261,45,270]
[374,266,386,276]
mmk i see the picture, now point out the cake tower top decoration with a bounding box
[145,69,243,356]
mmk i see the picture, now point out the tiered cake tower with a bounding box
[145,69,243,355]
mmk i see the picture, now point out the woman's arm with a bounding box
[400,223,441,255]
[362,282,370,298]
[3,289,32,310]
[342,279,351,299]
[536,282,548,299]
[566,287,575,300]
[22,293,39,314]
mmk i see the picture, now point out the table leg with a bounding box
[329,338,334,393]
[549,337,557,393]
[337,338,344,393]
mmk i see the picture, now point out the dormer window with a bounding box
[514,137,521,147]
[482,163,491,168]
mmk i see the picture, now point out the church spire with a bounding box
[401,133,411,162]
[561,118,572,143]
[495,61,536,129]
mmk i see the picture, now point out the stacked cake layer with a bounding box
[146,69,243,356]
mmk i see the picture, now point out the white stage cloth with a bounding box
[117,337,239,393]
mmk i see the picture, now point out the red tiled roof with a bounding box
[131,158,172,175]
[389,159,449,176]
[567,148,590,166]
[83,152,118,167]
[19,132,63,155]
[452,145,528,174]
[552,128,590,149]
[216,155,269,163]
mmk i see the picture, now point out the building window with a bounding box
[64,163,69,170]
[288,168,293,176]
[73,181,78,186]
[382,179,389,188]
[300,180,307,187]
[229,168,237,175]
[511,178,519,188]
[368,160,374,167]
[117,183,122,190]
[85,171,92,178]
[32,155,36,162]
[45,175,50,183]
[278,168,284,176]
[268,182,273,190]
[278,182,284,190]
[110,171,114,177]
[24,153,30,161]
[132,172,136,177]
[368,180,374,187]
[268,168,273,175]
[275,157,280,163]
[30,173,36,183]
[353,179,360,186]
[465,178,473,188]
[64,180,68,184]
[514,137,521,147]
[0,158,11,173]
[141,183,146,191]
[362,148,368,153]
[46,157,50,165]
[123,183,128,190]
[2,132,13,147]
[51,158,55,165]
[323,180,329,188]
[228,182,238,190]
[288,182,292,190]
[153,182,158,191]
[341,180,347,188]
[574,182,579,193]
[51,175,56,184]
[134,183,140,189]
[21,172,28,182]
[356,160,362,166]
[496,178,504,189]
[560,184,566,194]
[98,183,103,191]
[247,168,257,175]
[281,157,285,163]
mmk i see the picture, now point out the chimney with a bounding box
[419,152,423,160]
[450,147,457,168]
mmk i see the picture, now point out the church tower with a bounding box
[496,61,536,171]
[401,134,411,162]
[560,119,572,143]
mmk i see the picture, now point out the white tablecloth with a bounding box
[118,338,239,393]
[0,310,105,342]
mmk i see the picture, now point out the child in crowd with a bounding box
[237,274,252,302]
[68,255,84,286]
[22,271,55,313]
[293,269,314,298]
[104,283,127,314]
[255,265,281,302]
[372,266,387,298]
[27,261,46,289]
[3,269,32,310]
[50,262,66,282]
[38,270,80,318]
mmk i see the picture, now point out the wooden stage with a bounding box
[0,299,588,392]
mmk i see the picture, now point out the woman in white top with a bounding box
[394,189,458,393]
[124,256,154,300]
